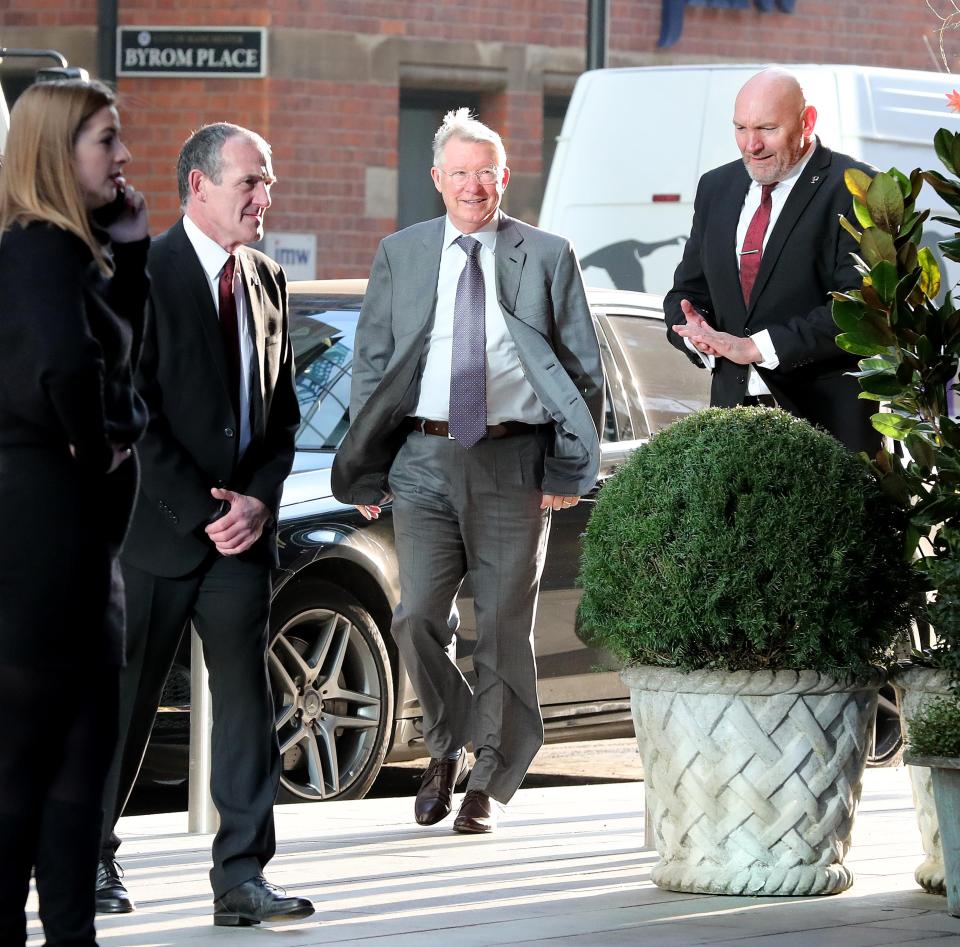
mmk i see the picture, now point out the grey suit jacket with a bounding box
[332,213,604,505]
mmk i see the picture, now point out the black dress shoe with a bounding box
[453,789,499,834]
[414,750,468,826]
[213,876,315,927]
[96,859,135,914]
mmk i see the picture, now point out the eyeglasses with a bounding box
[436,167,501,188]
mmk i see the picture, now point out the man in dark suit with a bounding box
[332,109,603,834]
[95,123,312,926]
[665,67,879,454]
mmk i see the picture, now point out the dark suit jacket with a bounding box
[331,214,604,505]
[121,218,300,578]
[0,222,148,667]
[663,141,879,454]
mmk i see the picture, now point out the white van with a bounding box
[540,64,960,295]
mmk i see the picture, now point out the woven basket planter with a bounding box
[894,665,954,895]
[623,665,883,896]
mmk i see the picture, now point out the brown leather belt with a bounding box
[408,417,542,440]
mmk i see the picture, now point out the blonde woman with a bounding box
[0,78,149,945]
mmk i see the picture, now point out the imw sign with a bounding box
[117,27,266,77]
[264,234,317,281]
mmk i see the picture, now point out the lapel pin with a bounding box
[811,175,820,183]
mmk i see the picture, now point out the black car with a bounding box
[140,280,902,800]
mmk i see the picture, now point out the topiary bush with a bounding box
[908,696,960,759]
[578,407,918,677]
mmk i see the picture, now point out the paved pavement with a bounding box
[26,765,960,945]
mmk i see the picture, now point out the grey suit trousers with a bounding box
[389,429,551,803]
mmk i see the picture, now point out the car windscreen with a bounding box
[289,297,360,451]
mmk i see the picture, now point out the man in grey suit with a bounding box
[332,109,603,833]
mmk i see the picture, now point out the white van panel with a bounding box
[543,64,960,296]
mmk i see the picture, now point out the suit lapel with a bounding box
[237,250,266,435]
[169,219,233,399]
[748,142,831,315]
[404,218,445,339]
[495,214,526,315]
[715,170,751,321]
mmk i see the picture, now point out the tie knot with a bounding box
[456,235,481,259]
[221,255,236,283]
[761,183,778,200]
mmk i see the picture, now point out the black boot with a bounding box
[95,857,134,915]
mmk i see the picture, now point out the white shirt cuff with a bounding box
[684,337,715,371]
[751,329,779,369]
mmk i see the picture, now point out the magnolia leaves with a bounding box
[833,128,960,563]
[834,165,942,359]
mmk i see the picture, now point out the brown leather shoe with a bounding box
[453,789,498,834]
[414,750,468,826]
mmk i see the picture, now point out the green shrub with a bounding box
[908,696,960,758]
[578,407,917,676]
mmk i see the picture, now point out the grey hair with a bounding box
[432,108,506,169]
[177,122,272,206]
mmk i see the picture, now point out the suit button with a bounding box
[744,328,752,335]
[224,428,235,438]
[737,375,745,384]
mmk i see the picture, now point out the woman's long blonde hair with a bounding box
[0,78,118,275]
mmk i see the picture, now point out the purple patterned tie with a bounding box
[449,235,487,448]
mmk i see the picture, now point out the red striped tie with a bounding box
[739,182,777,305]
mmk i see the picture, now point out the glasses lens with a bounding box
[445,169,498,187]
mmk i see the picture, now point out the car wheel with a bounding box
[268,579,394,801]
[866,683,903,767]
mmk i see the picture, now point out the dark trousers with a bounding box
[99,553,279,898]
[0,663,118,946]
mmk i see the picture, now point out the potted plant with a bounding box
[904,694,960,916]
[832,123,960,895]
[904,692,960,915]
[577,406,916,897]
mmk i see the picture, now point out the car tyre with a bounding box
[866,682,903,768]
[268,579,394,801]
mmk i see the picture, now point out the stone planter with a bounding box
[904,753,960,917]
[894,665,954,895]
[623,665,883,896]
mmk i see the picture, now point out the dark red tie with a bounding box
[739,182,778,305]
[218,254,241,419]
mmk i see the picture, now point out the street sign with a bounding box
[117,27,267,77]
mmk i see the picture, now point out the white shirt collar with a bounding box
[183,213,234,279]
[443,212,500,253]
[751,139,818,194]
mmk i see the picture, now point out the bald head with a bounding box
[733,67,817,184]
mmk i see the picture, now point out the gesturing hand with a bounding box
[671,299,761,365]
[205,487,270,555]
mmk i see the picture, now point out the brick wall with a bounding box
[0,0,949,276]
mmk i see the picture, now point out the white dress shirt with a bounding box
[183,214,254,457]
[688,142,818,396]
[412,213,550,425]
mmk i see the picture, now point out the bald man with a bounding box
[664,67,879,454]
